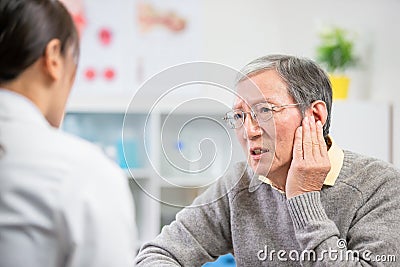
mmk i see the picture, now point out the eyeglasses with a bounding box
[222,102,303,129]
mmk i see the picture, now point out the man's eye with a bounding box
[259,107,272,113]
[233,113,242,120]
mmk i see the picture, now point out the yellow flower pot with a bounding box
[329,74,350,100]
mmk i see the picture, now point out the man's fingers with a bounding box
[316,120,328,157]
[302,116,312,160]
[293,126,303,160]
[310,116,320,159]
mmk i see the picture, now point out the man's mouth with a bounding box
[250,147,270,156]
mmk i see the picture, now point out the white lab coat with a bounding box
[0,89,137,266]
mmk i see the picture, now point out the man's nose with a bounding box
[242,114,262,140]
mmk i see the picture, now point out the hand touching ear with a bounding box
[285,115,331,199]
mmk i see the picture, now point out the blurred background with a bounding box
[63,0,400,104]
[60,0,400,265]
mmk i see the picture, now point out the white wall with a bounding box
[66,0,400,166]
[202,0,400,103]
[199,0,399,166]
[330,101,391,163]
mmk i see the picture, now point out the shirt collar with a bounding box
[250,135,344,193]
[0,89,50,127]
[324,136,344,186]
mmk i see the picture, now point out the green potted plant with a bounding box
[316,26,358,99]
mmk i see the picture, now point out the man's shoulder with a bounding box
[190,161,252,206]
[220,161,253,190]
[341,150,400,178]
[336,150,400,196]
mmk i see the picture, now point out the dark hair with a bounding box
[0,0,79,83]
[237,55,332,138]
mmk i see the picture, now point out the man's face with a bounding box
[234,69,303,179]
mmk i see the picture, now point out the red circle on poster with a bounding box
[84,68,96,80]
[104,68,115,81]
[99,28,112,46]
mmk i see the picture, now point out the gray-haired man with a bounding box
[136,55,400,266]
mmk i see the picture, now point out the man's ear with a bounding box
[43,39,63,81]
[311,100,328,126]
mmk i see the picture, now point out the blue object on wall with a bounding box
[202,254,236,267]
[116,138,141,169]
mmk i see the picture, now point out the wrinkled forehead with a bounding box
[233,75,289,109]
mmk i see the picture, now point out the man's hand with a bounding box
[286,116,331,199]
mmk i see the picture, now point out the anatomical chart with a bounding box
[60,0,202,100]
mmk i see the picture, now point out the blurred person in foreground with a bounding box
[135,54,400,266]
[0,0,136,266]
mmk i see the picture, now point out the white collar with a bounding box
[0,89,50,128]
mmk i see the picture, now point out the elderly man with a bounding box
[135,55,400,266]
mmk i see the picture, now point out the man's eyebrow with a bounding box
[233,97,275,109]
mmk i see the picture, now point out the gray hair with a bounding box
[237,54,332,138]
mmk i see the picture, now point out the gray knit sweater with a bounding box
[135,151,400,266]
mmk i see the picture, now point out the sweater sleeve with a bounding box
[135,178,234,266]
[287,186,399,266]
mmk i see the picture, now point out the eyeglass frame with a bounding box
[222,102,303,129]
